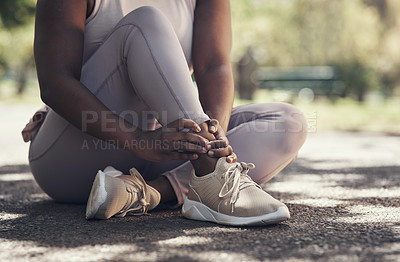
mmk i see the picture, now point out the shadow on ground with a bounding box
[1,158,399,261]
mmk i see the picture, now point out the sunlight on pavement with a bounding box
[372,243,400,261]
[0,173,33,182]
[299,132,400,168]
[0,212,27,221]
[183,227,242,235]
[188,251,255,261]
[0,240,140,262]
[266,170,400,224]
[0,194,12,200]
[0,239,256,262]
[157,236,212,247]
[334,205,400,224]
[267,174,400,199]
[286,198,347,207]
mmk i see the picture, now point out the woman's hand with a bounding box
[134,118,210,162]
[206,119,237,163]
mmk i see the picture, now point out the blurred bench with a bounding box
[255,66,343,100]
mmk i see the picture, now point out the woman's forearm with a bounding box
[34,0,138,152]
[191,0,234,132]
[195,63,235,132]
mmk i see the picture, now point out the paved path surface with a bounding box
[1,103,400,261]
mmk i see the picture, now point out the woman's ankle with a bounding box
[190,121,219,176]
[192,155,219,176]
[147,176,177,204]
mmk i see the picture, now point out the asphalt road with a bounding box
[1,103,399,261]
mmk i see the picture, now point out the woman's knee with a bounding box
[278,103,307,133]
[117,6,172,33]
[251,102,307,155]
[275,103,308,154]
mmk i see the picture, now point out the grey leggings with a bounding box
[29,7,307,204]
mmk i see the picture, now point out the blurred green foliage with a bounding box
[1,0,400,101]
[0,0,35,29]
[0,0,35,94]
[334,59,381,102]
[231,0,400,100]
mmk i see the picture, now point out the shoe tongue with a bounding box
[124,169,161,211]
[214,159,255,186]
[240,174,255,187]
[129,168,161,210]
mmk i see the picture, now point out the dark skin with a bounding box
[192,0,237,166]
[34,0,236,203]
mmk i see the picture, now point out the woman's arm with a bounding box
[34,0,207,161]
[35,0,133,143]
[192,0,235,132]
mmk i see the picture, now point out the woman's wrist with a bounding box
[124,126,144,154]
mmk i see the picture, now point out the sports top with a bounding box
[83,0,197,65]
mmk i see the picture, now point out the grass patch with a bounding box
[235,89,400,135]
[297,98,400,135]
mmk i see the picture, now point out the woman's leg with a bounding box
[79,6,209,125]
[29,6,211,203]
[108,6,218,177]
[160,102,308,205]
[226,102,307,183]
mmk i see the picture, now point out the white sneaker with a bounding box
[86,166,161,220]
[182,157,290,226]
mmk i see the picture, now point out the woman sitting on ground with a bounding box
[24,0,307,226]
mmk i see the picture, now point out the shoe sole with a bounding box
[182,199,290,226]
[86,171,108,219]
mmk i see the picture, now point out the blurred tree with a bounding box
[363,0,391,28]
[237,47,258,100]
[0,0,35,95]
[363,0,400,97]
[334,59,381,102]
[231,0,400,101]
[0,0,35,29]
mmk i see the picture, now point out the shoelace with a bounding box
[116,172,150,217]
[218,162,258,212]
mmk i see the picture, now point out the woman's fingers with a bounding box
[206,119,229,145]
[206,139,228,150]
[168,118,201,132]
[181,119,202,132]
[207,145,233,158]
[171,140,207,154]
[163,132,209,147]
[226,152,237,163]
[150,118,237,161]
[208,119,219,133]
[168,152,199,161]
